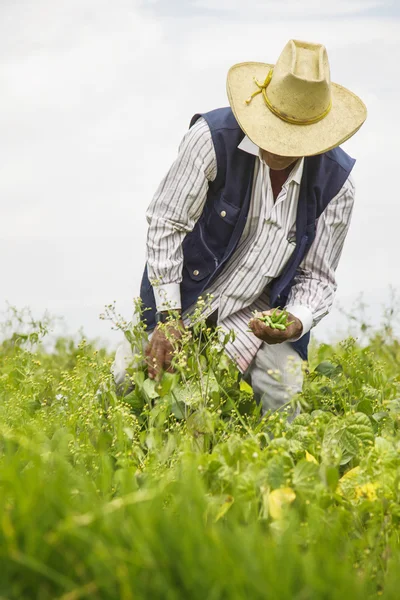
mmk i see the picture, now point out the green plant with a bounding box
[0,302,400,598]
[252,308,295,330]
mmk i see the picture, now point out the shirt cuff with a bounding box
[153,283,182,312]
[284,304,313,341]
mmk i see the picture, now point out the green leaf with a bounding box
[165,390,187,419]
[199,354,208,372]
[292,414,313,427]
[123,390,145,414]
[356,399,373,416]
[132,370,145,388]
[187,409,214,434]
[314,361,343,379]
[216,353,231,372]
[321,427,344,466]
[219,396,235,415]
[320,464,339,492]
[215,495,234,522]
[239,380,253,395]
[187,354,207,373]
[345,412,374,444]
[161,391,186,420]
[322,413,374,465]
[386,399,400,415]
[361,384,380,399]
[287,439,304,454]
[374,436,398,465]
[170,382,202,407]
[209,389,221,406]
[266,455,288,489]
[372,411,389,422]
[292,460,320,492]
[158,372,179,397]
[311,410,332,424]
[205,372,220,395]
[171,400,186,419]
[142,378,160,400]
[123,427,134,440]
[340,430,359,456]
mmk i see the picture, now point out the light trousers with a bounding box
[112,337,303,415]
[243,341,303,415]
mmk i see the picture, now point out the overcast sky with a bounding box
[1,0,399,346]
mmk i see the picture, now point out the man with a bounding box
[113,39,366,413]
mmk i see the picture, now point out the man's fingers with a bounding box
[147,340,177,379]
[145,339,153,357]
[146,322,184,379]
[249,318,264,334]
[165,352,175,374]
[164,349,174,371]
[249,312,302,344]
[147,341,163,380]
[145,340,155,375]
[147,349,157,379]
[251,319,270,338]
[249,318,290,344]
[148,346,165,380]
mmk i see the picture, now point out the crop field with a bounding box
[1,303,400,599]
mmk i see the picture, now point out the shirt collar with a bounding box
[238,135,304,186]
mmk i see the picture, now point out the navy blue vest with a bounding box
[140,107,355,361]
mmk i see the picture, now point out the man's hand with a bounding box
[145,319,185,380]
[248,310,303,344]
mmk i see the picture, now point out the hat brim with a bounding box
[226,62,367,157]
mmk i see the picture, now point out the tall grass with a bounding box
[1,305,400,599]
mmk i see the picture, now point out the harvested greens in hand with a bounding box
[251,308,295,331]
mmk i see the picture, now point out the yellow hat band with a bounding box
[245,68,332,126]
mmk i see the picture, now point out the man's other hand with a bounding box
[248,310,303,344]
[145,319,185,380]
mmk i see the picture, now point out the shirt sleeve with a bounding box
[145,117,217,312]
[285,174,355,338]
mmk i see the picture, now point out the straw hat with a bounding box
[226,39,367,157]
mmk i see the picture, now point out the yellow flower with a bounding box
[354,482,378,502]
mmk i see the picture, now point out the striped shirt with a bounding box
[145,118,355,372]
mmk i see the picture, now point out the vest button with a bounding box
[193,269,199,276]
[220,210,227,217]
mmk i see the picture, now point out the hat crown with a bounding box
[268,40,331,122]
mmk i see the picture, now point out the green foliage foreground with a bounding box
[1,306,400,599]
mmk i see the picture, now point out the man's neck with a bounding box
[269,163,296,201]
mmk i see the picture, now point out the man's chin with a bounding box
[269,162,293,171]
[261,151,299,171]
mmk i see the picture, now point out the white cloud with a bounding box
[192,0,384,17]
